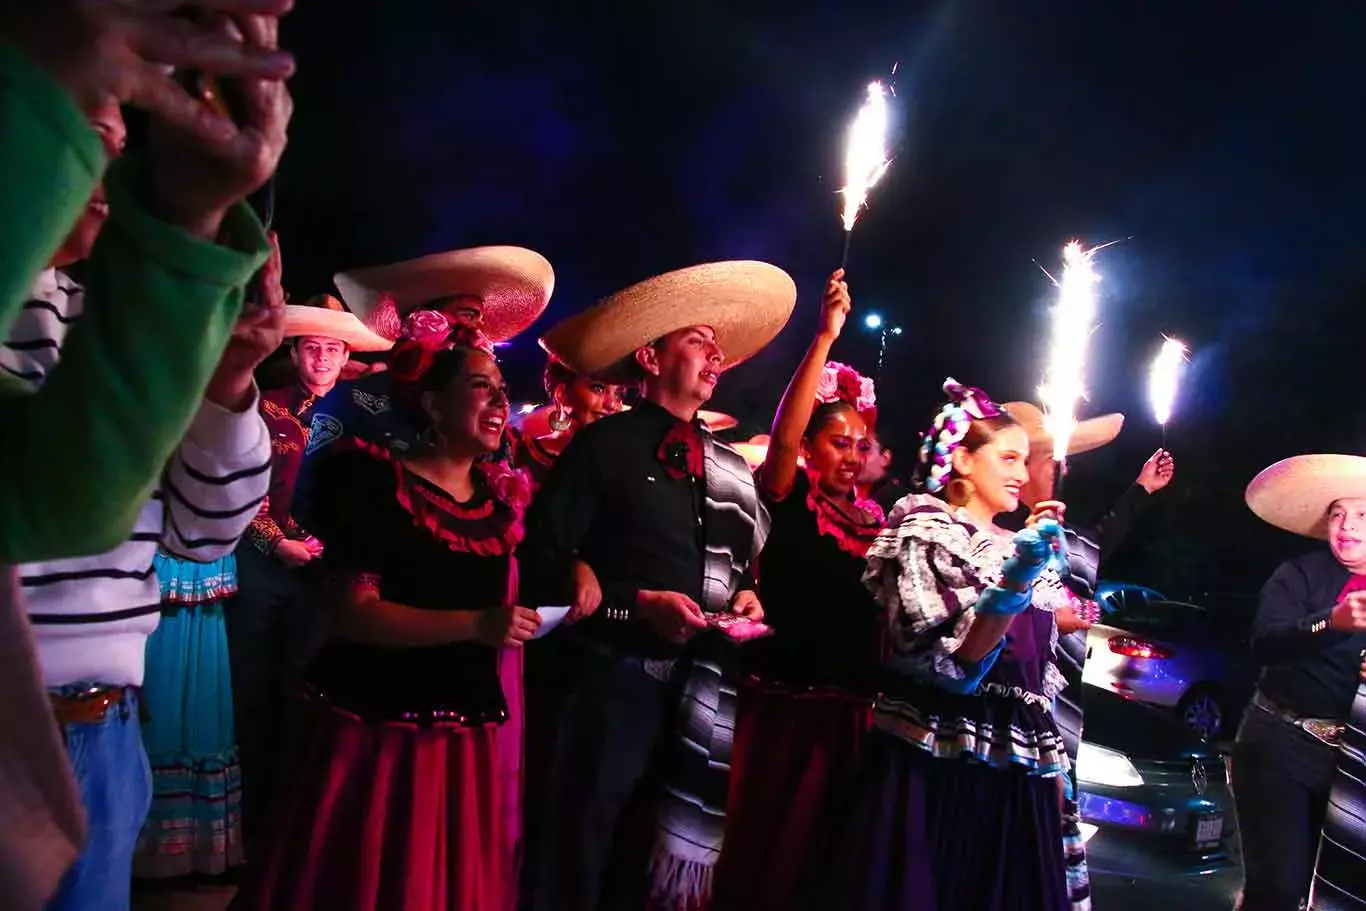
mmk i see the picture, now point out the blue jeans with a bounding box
[45,688,151,911]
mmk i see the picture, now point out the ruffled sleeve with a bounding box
[863,494,1000,686]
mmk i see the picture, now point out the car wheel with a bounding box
[1179,688,1225,740]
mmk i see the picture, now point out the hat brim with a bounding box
[731,434,802,471]
[1002,401,1124,456]
[283,307,394,353]
[538,261,796,381]
[517,403,737,439]
[1246,454,1366,539]
[334,246,554,342]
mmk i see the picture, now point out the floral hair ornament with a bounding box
[916,377,1009,493]
[388,311,496,388]
[815,361,877,425]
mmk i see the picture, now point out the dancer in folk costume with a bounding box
[1237,456,1366,910]
[294,246,553,483]
[238,321,535,911]
[225,293,392,850]
[134,238,299,881]
[512,356,635,489]
[824,379,1073,911]
[519,262,796,910]
[711,269,885,910]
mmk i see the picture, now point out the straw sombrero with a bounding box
[730,434,806,471]
[1246,454,1366,539]
[334,246,554,342]
[1003,401,1124,457]
[517,403,738,440]
[539,261,797,380]
[283,296,393,353]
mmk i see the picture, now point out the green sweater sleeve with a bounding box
[0,161,271,562]
[0,43,104,336]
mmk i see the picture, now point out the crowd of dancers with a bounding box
[5,5,1366,911]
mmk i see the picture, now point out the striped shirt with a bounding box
[2,269,272,688]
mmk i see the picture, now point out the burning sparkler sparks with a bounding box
[1037,241,1108,478]
[1148,335,1188,443]
[838,81,892,266]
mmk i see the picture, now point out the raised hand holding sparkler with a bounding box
[838,81,892,269]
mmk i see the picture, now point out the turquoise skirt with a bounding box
[133,553,244,879]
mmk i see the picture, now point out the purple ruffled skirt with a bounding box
[821,730,1069,911]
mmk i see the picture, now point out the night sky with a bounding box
[269,1,1366,600]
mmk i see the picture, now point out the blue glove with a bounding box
[974,583,1031,617]
[1000,517,1067,588]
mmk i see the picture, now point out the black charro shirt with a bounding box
[1253,550,1366,721]
[520,399,749,659]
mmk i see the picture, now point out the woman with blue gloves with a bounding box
[823,379,1073,911]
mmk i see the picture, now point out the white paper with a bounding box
[534,605,572,639]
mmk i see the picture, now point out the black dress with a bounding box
[712,469,884,911]
[239,444,532,910]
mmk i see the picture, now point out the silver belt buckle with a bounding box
[1300,719,1345,746]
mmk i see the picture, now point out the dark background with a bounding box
[269,0,1366,601]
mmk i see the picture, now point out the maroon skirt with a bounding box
[240,649,524,911]
[711,676,875,911]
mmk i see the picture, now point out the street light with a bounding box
[863,311,903,378]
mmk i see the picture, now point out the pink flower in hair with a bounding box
[815,363,842,403]
[403,308,453,343]
[857,375,877,413]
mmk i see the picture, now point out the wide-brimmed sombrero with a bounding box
[729,434,806,471]
[1003,401,1125,457]
[539,261,797,380]
[1246,454,1366,539]
[283,295,393,353]
[334,246,554,342]
[517,404,738,440]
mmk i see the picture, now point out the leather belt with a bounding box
[1254,691,1345,746]
[49,686,131,726]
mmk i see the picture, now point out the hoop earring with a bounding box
[548,404,573,432]
[945,477,974,505]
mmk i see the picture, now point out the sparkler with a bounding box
[838,81,892,269]
[1148,335,1187,448]
[1037,240,1111,498]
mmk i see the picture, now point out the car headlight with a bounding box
[1076,742,1144,788]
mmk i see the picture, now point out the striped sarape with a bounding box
[1309,680,1366,910]
[646,436,769,910]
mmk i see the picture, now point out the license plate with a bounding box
[1193,814,1223,847]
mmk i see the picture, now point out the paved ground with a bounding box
[137,875,1243,910]
[132,885,234,911]
[135,835,1248,910]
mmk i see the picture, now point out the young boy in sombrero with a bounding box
[1239,454,1366,911]
[518,260,796,911]
[225,293,393,851]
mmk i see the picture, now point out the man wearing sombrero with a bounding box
[228,293,392,844]
[518,261,796,911]
[1239,455,1366,911]
[290,246,553,523]
[1003,400,1175,910]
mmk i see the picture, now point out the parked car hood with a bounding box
[1080,683,1216,761]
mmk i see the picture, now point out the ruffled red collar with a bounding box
[354,440,531,557]
[803,468,885,559]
